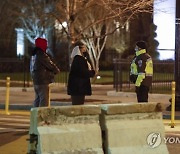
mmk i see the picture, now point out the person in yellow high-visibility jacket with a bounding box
[130,41,153,102]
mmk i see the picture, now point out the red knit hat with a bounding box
[35,38,47,52]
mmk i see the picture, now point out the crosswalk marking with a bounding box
[0,122,29,127]
[0,114,30,133]
[0,128,28,133]
[1,115,29,118]
[0,118,30,122]
[0,115,30,118]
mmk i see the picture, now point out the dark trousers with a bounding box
[71,95,85,105]
[136,85,149,102]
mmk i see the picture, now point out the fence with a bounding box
[0,58,175,94]
[113,59,174,93]
[0,58,68,87]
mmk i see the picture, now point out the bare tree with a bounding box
[2,0,59,56]
[76,4,111,72]
[1,0,154,69]
[13,0,59,41]
[54,0,154,71]
[54,0,97,68]
[0,0,20,57]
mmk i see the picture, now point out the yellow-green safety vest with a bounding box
[130,49,153,87]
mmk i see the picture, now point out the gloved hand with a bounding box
[130,75,137,84]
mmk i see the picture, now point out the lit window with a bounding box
[16,28,24,56]
[154,0,175,60]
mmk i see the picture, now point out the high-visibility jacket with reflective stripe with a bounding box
[130,49,153,87]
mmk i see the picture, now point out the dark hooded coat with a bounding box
[30,38,60,85]
[67,50,95,95]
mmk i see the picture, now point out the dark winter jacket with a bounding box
[30,47,60,85]
[67,55,95,95]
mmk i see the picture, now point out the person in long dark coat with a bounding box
[67,42,95,105]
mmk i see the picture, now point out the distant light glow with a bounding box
[62,22,67,27]
[97,75,101,79]
[54,20,67,31]
[153,0,175,60]
[16,28,24,56]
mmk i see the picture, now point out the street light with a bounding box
[174,0,180,111]
[167,0,180,111]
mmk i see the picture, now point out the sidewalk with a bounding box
[0,84,180,154]
[0,84,172,107]
[0,110,179,154]
[0,111,180,154]
[0,84,178,118]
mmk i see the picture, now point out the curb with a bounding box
[1,102,180,120]
[163,114,180,120]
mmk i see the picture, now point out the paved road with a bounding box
[0,111,30,154]
[0,85,179,153]
[164,120,180,154]
[0,114,29,134]
[0,111,180,154]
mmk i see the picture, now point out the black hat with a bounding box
[136,41,146,49]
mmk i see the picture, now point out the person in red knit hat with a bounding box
[30,37,60,107]
[35,38,47,52]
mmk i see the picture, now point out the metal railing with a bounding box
[113,58,174,93]
[0,58,68,88]
[0,58,175,94]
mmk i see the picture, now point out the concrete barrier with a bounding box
[28,103,169,154]
[28,105,103,154]
[100,103,169,154]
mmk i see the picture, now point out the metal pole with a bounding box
[119,61,122,91]
[170,81,175,128]
[167,1,180,111]
[48,84,52,107]
[22,56,27,92]
[5,77,10,115]
[174,0,180,110]
[113,59,116,88]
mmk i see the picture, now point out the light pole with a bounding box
[167,0,180,111]
[174,0,180,110]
